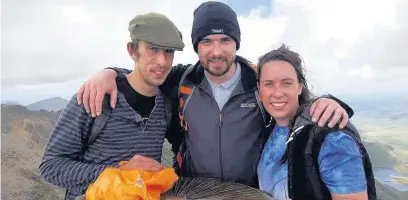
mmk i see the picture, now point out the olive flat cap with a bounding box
[128,12,185,51]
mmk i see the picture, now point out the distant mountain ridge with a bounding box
[26,97,68,112]
[1,100,21,105]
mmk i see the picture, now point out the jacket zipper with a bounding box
[219,112,223,179]
[198,85,256,179]
[216,88,256,179]
[197,85,225,179]
[286,125,305,145]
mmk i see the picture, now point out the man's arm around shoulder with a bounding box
[106,63,190,81]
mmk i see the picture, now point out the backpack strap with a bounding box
[175,65,195,169]
[249,63,258,74]
[163,94,172,130]
[178,65,195,133]
[74,95,111,198]
[88,95,112,146]
[310,125,376,199]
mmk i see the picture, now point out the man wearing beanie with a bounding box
[39,12,184,200]
[191,1,241,52]
[75,1,353,189]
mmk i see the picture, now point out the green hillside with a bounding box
[376,180,408,200]
[364,141,397,168]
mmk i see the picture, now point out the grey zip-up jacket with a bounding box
[178,56,267,187]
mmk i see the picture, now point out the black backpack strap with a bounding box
[163,94,172,130]
[71,95,111,198]
[332,125,377,199]
[311,125,377,200]
[88,95,112,146]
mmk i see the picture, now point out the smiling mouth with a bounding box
[272,103,286,107]
[152,70,166,77]
[210,59,225,65]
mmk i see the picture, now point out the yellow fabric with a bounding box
[85,163,178,200]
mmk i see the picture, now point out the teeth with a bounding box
[154,71,164,76]
[272,103,286,107]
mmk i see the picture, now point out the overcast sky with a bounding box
[2,0,407,105]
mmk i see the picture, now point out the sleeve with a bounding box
[318,131,367,194]
[39,94,116,193]
[105,67,132,77]
[106,64,191,90]
[317,94,354,118]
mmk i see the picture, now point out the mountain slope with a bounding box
[364,141,398,168]
[1,104,172,200]
[1,104,65,200]
[376,179,408,200]
[26,97,68,112]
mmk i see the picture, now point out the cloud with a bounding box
[1,0,208,89]
[237,0,407,97]
[2,0,407,104]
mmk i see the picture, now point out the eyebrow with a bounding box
[202,35,232,41]
[260,78,294,82]
[281,78,294,81]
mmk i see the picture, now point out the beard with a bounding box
[202,56,235,77]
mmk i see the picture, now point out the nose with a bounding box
[272,86,284,98]
[210,42,222,57]
[156,51,167,66]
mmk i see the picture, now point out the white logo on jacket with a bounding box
[240,103,256,108]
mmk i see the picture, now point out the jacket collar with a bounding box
[184,55,258,92]
[291,104,315,129]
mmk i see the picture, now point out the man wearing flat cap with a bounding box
[39,12,184,200]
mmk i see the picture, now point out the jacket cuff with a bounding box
[104,67,132,77]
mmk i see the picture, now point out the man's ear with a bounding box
[127,42,134,57]
[127,42,139,62]
[298,84,303,95]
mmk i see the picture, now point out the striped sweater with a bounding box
[39,91,169,200]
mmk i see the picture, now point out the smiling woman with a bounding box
[257,59,303,126]
[256,44,376,200]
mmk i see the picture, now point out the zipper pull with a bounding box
[286,125,305,145]
[219,113,222,127]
